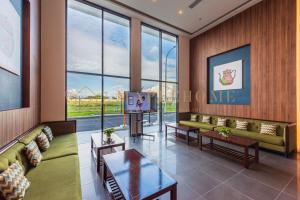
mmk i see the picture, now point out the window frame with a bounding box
[141,23,179,132]
[66,0,132,132]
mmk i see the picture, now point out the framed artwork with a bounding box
[0,0,22,75]
[208,45,250,105]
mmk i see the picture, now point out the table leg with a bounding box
[122,144,125,151]
[91,137,93,152]
[170,185,177,200]
[175,128,178,137]
[209,138,213,149]
[103,162,107,187]
[255,143,259,163]
[197,130,200,145]
[200,135,202,151]
[244,147,249,168]
[165,125,167,139]
[97,148,100,173]
[187,131,190,145]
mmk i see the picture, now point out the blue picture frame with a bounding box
[207,45,250,105]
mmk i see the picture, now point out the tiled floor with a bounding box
[78,129,300,200]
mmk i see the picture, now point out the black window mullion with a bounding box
[159,31,163,133]
[101,9,104,132]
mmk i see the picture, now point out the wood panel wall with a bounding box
[190,0,296,122]
[0,0,40,147]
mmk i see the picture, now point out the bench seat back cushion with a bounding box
[19,125,46,145]
[0,143,30,173]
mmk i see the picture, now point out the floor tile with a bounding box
[204,184,252,200]
[276,192,297,200]
[197,161,236,182]
[227,174,280,200]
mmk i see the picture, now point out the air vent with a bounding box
[189,0,203,9]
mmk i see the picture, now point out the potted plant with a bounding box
[103,128,115,144]
[219,127,231,138]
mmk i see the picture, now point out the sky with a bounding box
[67,4,177,98]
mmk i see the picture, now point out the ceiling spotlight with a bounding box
[152,0,157,2]
[178,9,183,15]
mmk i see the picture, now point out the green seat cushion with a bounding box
[214,127,284,146]
[19,125,45,145]
[24,155,81,200]
[42,133,78,161]
[179,121,215,130]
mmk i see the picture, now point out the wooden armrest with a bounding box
[43,120,76,136]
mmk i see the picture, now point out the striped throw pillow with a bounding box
[202,116,211,123]
[217,118,226,126]
[236,120,248,130]
[24,141,42,167]
[42,126,53,142]
[36,132,50,152]
[0,161,30,200]
[190,114,198,122]
[260,123,277,136]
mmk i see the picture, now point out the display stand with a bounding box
[131,113,155,142]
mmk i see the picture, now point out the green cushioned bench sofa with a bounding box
[179,113,296,157]
[0,121,82,200]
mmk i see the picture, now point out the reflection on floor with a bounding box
[78,127,300,200]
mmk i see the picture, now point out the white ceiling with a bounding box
[88,0,262,37]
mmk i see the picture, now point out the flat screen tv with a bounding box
[124,92,157,113]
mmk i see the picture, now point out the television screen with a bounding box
[124,92,157,113]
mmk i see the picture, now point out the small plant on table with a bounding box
[219,127,231,138]
[103,128,115,144]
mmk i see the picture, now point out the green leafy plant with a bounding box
[103,128,115,138]
[219,127,231,138]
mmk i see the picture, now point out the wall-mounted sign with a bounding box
[208,45,250,105]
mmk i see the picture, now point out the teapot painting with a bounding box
[218,69,236,85]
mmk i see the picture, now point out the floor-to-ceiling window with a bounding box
[141,25,178,133]
[67,0,130,132]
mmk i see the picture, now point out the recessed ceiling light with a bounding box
[178,9,183,15]
[152,0,158,2]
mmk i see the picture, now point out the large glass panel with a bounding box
[67,0,102,74]
[103,12,130,77]
[67,72,102,131]
[141,80,160,133]
[103,77,130,129]
[162,82,177,124]
[141,26,160,80]
[162,33,177,82]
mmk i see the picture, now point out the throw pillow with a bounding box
[202,116,211,123]
[260,123,277,136]
[0,161,30,200]
[236,120,248,130]
[190,114,198,122]
[42,126,53,142]
[24,141,42,167]
[217,118,226,126]
[36,132,50,152]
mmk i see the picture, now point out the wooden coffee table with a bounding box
[91,133,125,173]
[103,149,177,200]
[165,123,199,145]
[200,131,259,168]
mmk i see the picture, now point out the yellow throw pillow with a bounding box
[217,118,226,126]
[0,161,30,200]
[202,116,211,123]
[260,123,277,136]
[42,126,54,142]
[24,141,43,167]
[36,132,50,152]
[190,114,198,122]
[236,120,248,130]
